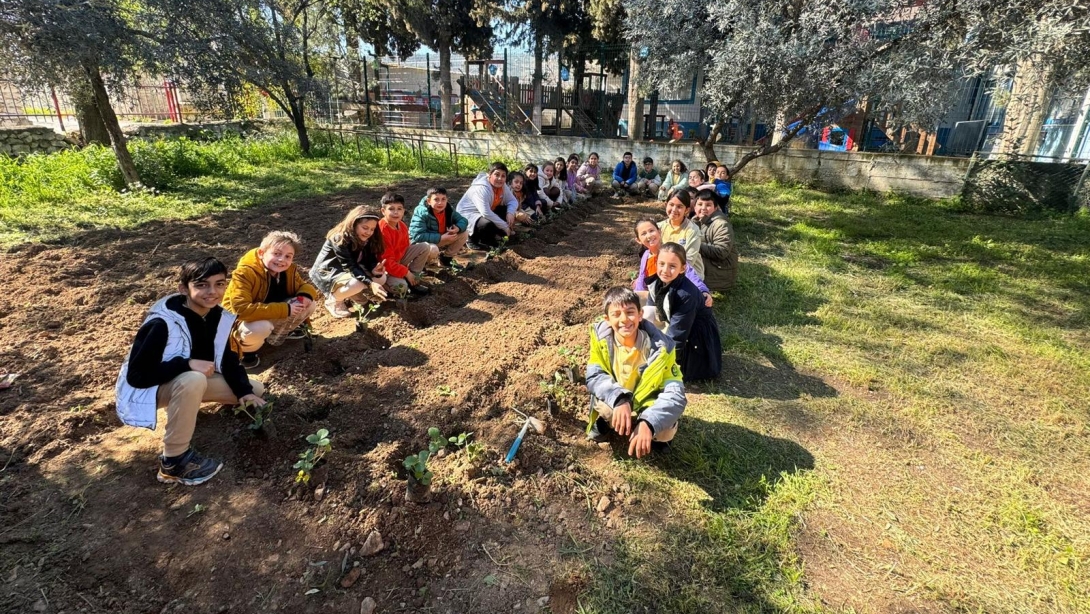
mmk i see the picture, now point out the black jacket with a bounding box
[310,238,381,295]
[125,295,253,397]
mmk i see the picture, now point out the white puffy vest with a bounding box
[114,295,236,429]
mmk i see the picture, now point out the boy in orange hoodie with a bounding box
[378,192,432,297]
[223,231,320,368]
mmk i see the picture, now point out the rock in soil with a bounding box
[359,596,377,614]
[341,567,362,588]
[360,530,384,556]
[596,496,611,513]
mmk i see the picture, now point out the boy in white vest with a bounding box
[115,258,266,486]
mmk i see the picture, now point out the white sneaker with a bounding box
[325,296,352,319]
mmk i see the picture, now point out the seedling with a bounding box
[486,236,509,260]
[234,399,275,431]
[465,441,485,464]
[628,270,638,281]
[403,451,433,486]
[187,503,206,518]
[557,347,581,382]
[355,302,380,331]
[428,426,447,454]
[539,371,568,400]
[437,385,455,397]
[448,432,472,448]
[294,428,332,483]
[448,259,465,275]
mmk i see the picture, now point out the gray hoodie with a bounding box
[455,172,519,236]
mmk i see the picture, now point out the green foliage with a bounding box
[403,450,433,486]
[539,371,568,399]
[355,302,380,328]
[448,432,472,448]
[464,441,485,464]
[294,428,332,484]
[427,426,447,454]
[486,235,510,260]
[233,399,275,431]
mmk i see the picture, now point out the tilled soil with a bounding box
[0,184,659,614]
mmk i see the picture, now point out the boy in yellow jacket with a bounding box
[223,231,320,368]
[586,286,686,458]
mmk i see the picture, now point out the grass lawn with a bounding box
[5,139,1088,611]
[578,185,1090,613]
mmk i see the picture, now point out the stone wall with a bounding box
[360,127,972,199]
[0,126,74,156]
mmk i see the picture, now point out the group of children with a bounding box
[114,156,742,485]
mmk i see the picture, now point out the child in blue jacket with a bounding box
[611,151,639,197]
[409,187,470,267]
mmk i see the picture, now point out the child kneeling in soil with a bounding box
[409,187,470,269]
[116,257,266,486]
[312,206,389,318]
[585,286,686,458]
[224,231,320,369]
[380,192,433,297]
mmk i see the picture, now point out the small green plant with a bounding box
[448,431,472,448]
[465,441,485,463]
[403,451,433,486]
[486,235,509,260]
[437,385,455,397]
[540,371,568,400]
[355,302,380,328]
[557,346,581,370]
[234,399,274,430]
[187,503,206,518]
[294,428,332,483]
[428,426,447,454]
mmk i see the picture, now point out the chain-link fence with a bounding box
[960,154,1090,215]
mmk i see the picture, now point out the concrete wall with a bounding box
[362,127,971,199]
[0,126,74,156]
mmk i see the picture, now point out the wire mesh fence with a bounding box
[960,154,1090,215]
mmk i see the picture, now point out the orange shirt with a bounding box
[436,209,447,232]
[491,186,504,212]
[644,251,658,280]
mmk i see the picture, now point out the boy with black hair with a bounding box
[585,286,686,458]
[409,187,470,268]
[116,257,266,486]
[379,191,432,297]
[635,156,661,197]
[611,151,639,197]
[456,161,519,249]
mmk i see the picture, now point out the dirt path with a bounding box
[0,185,659,614]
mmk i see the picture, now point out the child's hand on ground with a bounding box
[239,394,266,407]
[628,422,653,458]
[188,359,215,377]
[703,292,713,308]
[370,281,388,299]
[611,401,633,436]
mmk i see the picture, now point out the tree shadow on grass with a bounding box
[586,417,816,613]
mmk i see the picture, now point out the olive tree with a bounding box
[0,0,148,185]
[625,0,1090,173]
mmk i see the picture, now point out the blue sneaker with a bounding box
[157,448,223,486]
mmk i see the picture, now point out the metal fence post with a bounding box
[426,53,433,129]
[1074,159,1090,210]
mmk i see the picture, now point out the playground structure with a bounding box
[459,59,625,138]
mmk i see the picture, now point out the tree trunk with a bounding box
[71,83,110,146]
[995,57,1053,156]
[83,62,140,187]
[438,40,453,131]
[701,120,723,162]
[531,33,544,130]
[730,111,812,176]
[344,14,362,100]
[626,48,644,141]
[289,95,311,154]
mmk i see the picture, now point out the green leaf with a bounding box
[427,426,440,438]
[404,454,418,468]
[418,450,430,464]
[483,574,498,586]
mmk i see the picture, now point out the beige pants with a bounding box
[594,399,677,442]
[386,243,436,291]
[433,231,469,258]
[158,372,265,457]
[236,299,319,352]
